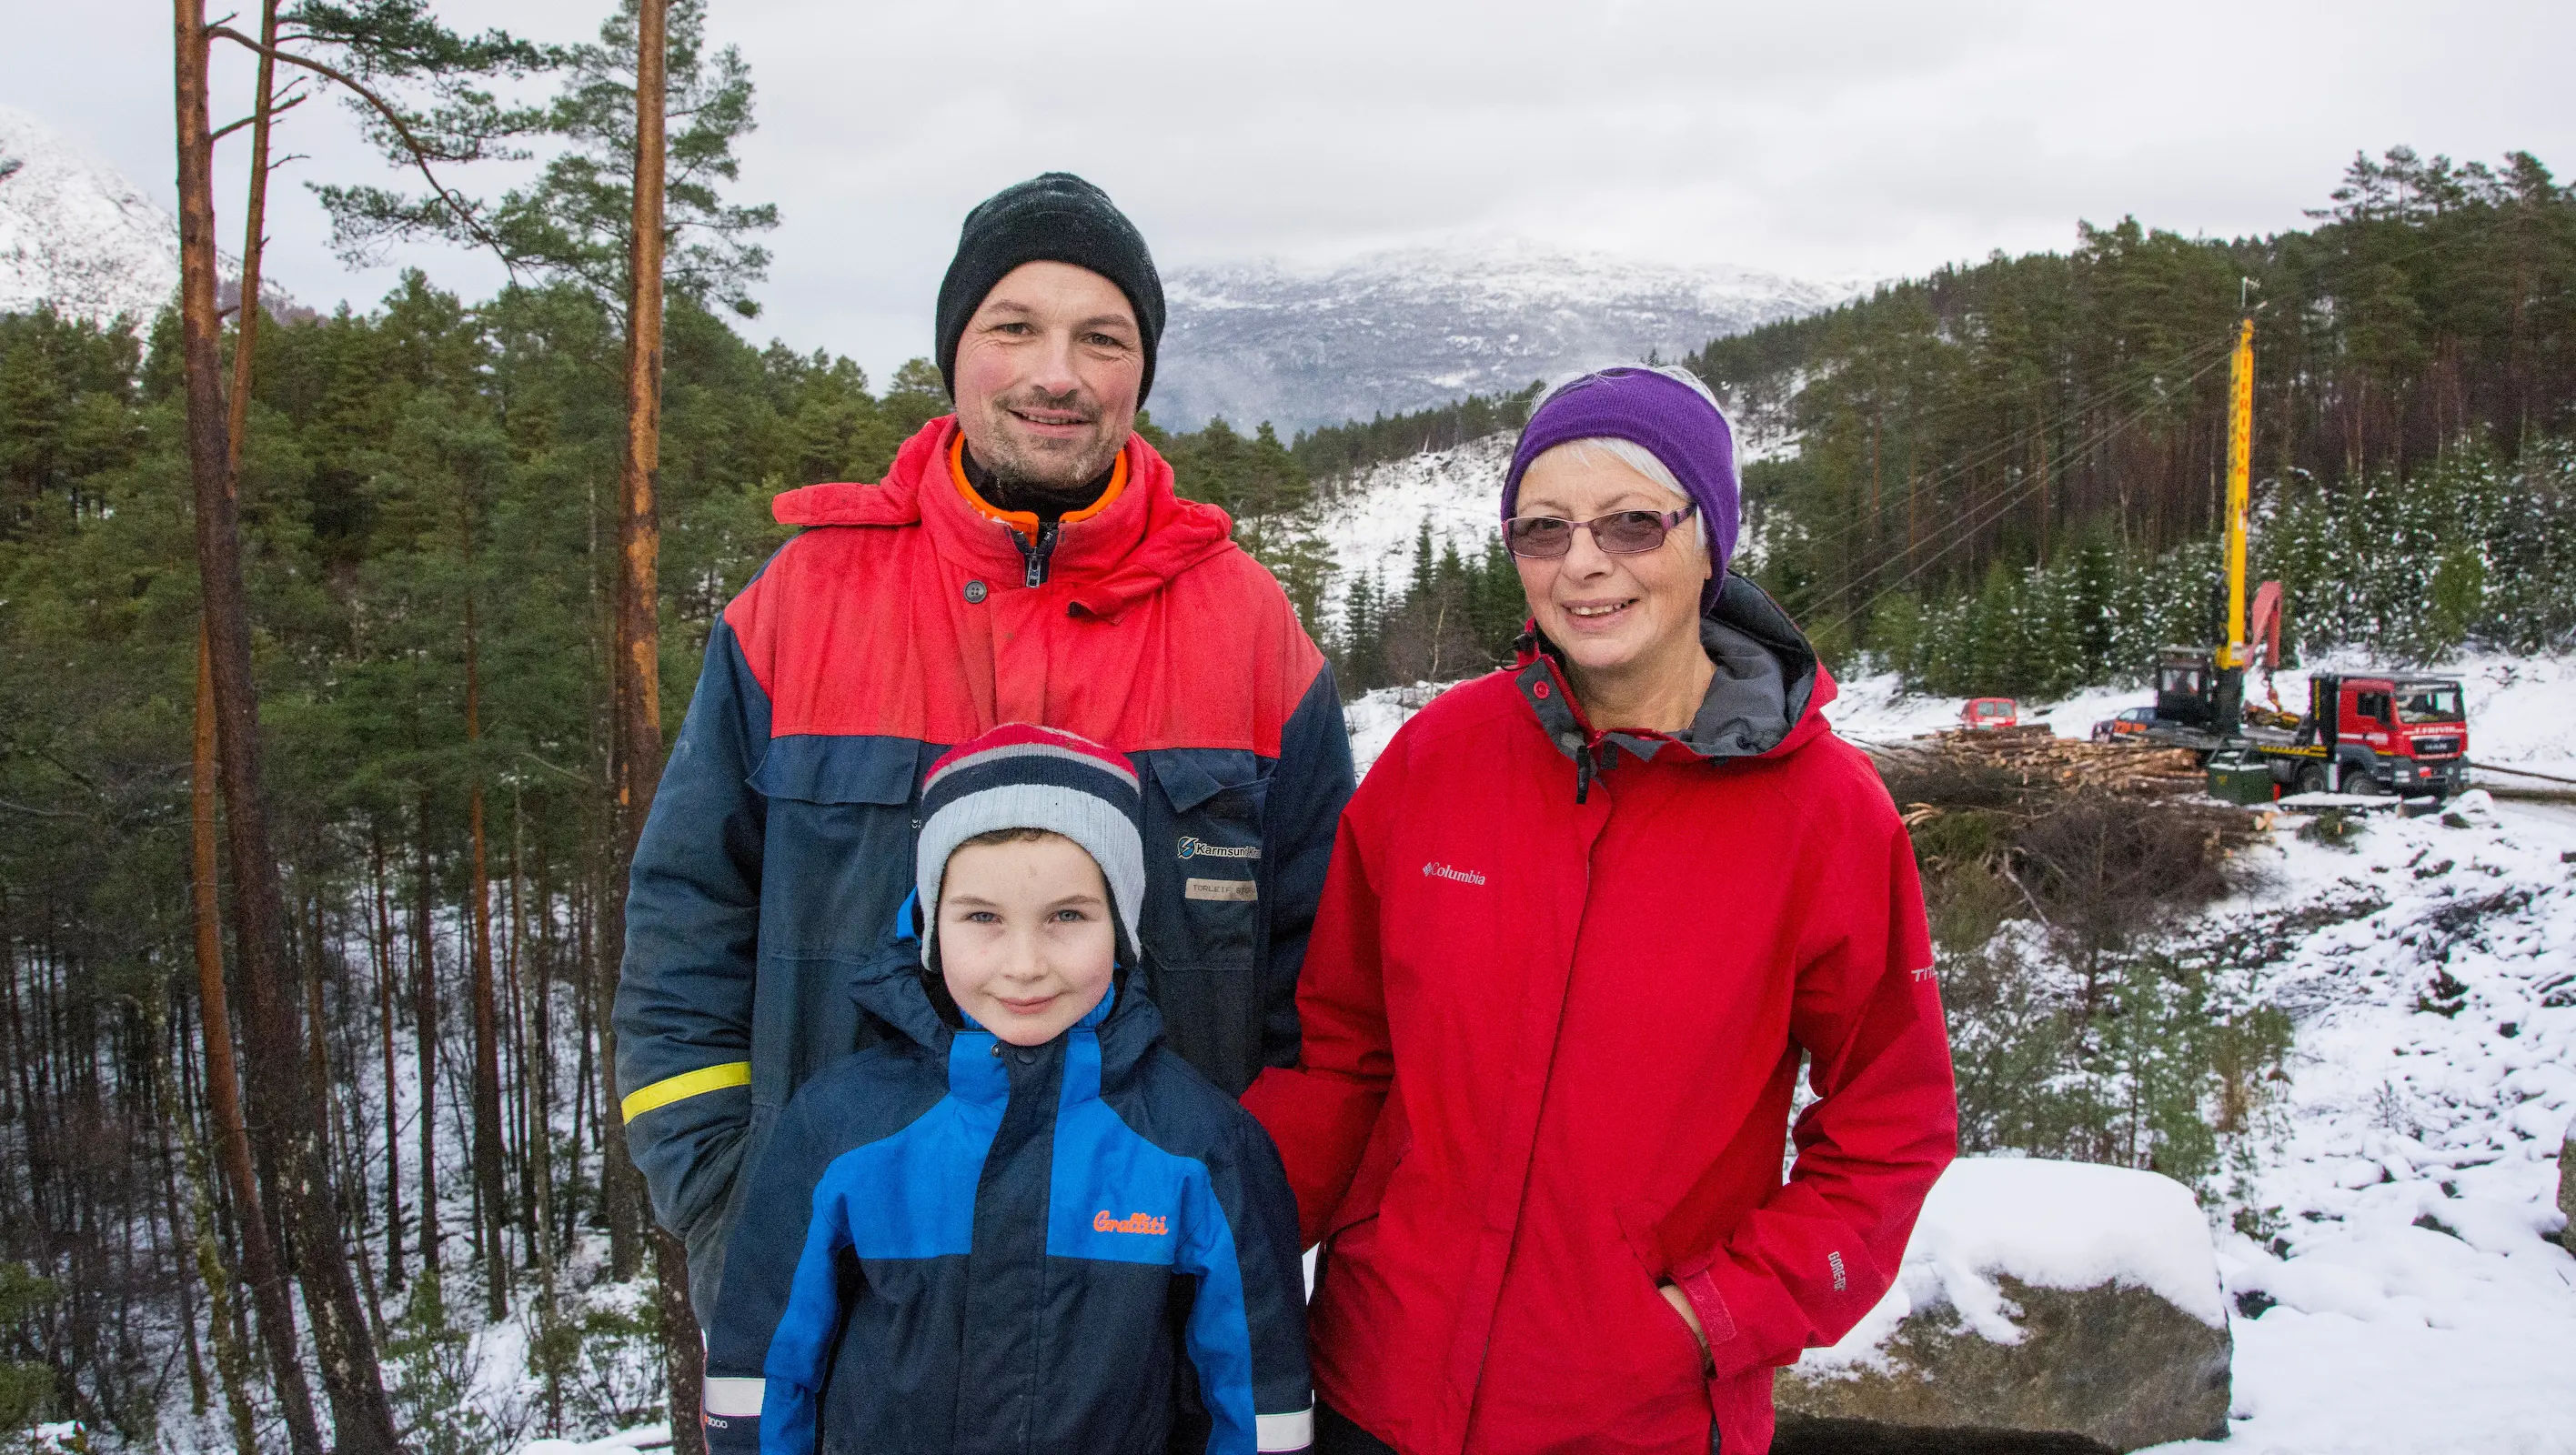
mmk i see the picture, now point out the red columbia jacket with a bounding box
[1243,577,1957,1455]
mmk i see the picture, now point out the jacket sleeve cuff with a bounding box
[1674,1265,1741,1369]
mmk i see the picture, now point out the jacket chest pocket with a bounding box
[746,735,934,1090]
[1140,749,1273,1092]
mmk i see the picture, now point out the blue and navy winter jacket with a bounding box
[611,419,1355,1316]
[699,944,1314,1455]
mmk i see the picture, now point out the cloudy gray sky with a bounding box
[12,1,2574,381]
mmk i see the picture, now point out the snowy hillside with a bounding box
[1306,431,1514,595]
[2178,789,2576,1453]
[1156,241,1845,435]
[0,105,180,326]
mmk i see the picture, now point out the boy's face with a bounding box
[938,832,1118,1047]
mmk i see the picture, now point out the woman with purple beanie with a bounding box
[1245,366,1959,1454]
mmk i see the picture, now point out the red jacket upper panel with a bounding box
[1242,577,1957,1455]
[750,420,1318,752]
[615,417,1355,1321]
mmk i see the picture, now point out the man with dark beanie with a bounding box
[934,172,1170,529]
[612,172,1356,1332]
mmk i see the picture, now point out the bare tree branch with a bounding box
[210,88,309,143]
[209,24,520,276]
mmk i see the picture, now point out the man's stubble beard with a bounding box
[974,384,1130,499]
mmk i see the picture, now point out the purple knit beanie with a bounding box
[1503,366,1740,600]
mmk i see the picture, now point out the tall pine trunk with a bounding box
[611,5,703,1448]
[413,795,441,1272]
[189,636,322,1455]
[465,511,511,1321]
[369,826,404,1291]
[175,4,395,1446]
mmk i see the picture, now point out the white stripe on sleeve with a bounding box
[1256,1404,1315,1451]
[702,1376,766,1419]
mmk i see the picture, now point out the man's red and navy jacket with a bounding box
[612,417,1354,1314]
[699,948,1313,1454]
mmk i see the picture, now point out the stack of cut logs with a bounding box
[1867,724,2209,797]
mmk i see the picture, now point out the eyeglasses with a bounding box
[1504,503,1697,559]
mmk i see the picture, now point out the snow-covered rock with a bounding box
[0,104,181,326]
[1157,241,1846,434]
[1776,1159,2231,1452]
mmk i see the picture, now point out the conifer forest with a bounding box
[1,0,2573,1446]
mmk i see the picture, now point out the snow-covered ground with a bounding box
[1831,654,2576,1452]
[1780,789,2576,1452]
[2140,790,2576,1453]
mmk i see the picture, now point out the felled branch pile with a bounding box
[1868,725,2207,798]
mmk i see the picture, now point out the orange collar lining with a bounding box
[948,432,1129,542]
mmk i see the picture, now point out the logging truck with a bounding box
[2134,316,2471,800]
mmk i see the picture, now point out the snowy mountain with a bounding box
[1155,242,1846,435]
[0,105,182,327]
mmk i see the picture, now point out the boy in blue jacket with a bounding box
[699,725,1313,1455]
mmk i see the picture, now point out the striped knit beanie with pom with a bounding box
[914,725,1146,968]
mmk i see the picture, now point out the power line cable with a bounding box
[1808,345,2241,645]
[1756,330,2241,566]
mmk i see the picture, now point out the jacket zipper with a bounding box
[1015,520,1061,587]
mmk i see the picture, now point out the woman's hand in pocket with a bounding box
[1658,1283,1713,1372]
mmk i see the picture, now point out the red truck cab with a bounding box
[2301,674,2469,796]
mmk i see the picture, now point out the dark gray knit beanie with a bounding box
[934,173,1166,405]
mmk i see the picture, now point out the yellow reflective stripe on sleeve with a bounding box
[620,1061,751,1123]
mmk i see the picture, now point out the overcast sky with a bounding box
[11,1,2575,380]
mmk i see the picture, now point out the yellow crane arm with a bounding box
[2219,316,2254,670]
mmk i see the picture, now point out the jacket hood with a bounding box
[1511,571,1838,783]
[770,417,1241,620]
[846,931,1165,1079]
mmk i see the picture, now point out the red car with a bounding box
[1960,697,2019,729]
[2092,706,2157,742]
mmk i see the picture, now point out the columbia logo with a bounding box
[1179,837,1260,860]
[1094,1210,1169,1236]
[1423,862,1486,886]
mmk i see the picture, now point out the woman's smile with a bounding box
[1558,596,1640,625]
